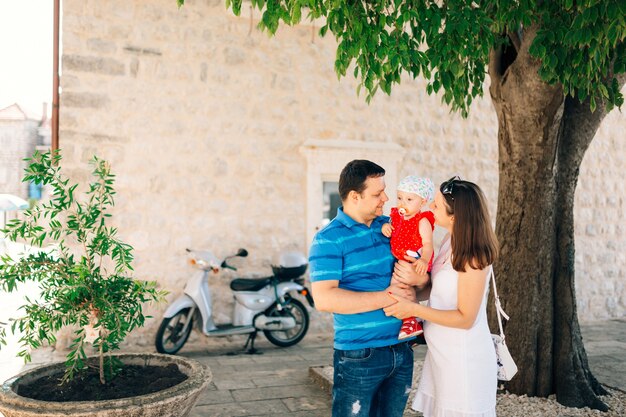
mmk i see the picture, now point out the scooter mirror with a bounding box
[237,248,248,257]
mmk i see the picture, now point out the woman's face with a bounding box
[430,191,453,230]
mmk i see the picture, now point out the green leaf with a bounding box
[590,95,597,112]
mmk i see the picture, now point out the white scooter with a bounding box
[155,248,314,354]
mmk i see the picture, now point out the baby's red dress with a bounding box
[389,207,435,266]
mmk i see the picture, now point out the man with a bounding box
[309,159,429,417]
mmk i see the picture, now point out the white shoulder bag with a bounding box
[490,267,518,381]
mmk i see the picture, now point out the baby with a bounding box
[382,175,435,339]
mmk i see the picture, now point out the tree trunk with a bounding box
[99,338,105,385]
[552,71,625,408]
[551,95,608,410]
[489,25,564,398]
[487,28,624,409]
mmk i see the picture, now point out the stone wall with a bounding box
[58,0,625,344]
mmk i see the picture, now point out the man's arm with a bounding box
[312,280,414,314]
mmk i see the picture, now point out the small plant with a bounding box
[0,150,166,384]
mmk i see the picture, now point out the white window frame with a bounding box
[299,139,406,250]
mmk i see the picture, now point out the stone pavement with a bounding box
[179,318,625,416]
[181,333,335,417]
[1,319,624,417]
[575,318,626,390]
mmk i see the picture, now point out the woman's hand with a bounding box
[386,280,417,302]
[383,292,419,320]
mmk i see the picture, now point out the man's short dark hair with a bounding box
[338,160,385,201]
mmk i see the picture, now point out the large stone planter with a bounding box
[0,353,211,417]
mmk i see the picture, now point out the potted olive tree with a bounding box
[0,151,210,417]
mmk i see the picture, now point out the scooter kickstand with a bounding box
[244,331,262,355]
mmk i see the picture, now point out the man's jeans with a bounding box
[332,342,414,417]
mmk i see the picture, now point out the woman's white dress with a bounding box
[412,235,497,417]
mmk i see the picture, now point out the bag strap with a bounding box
[490,267,510,340]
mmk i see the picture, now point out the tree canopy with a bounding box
[182,0,626,115]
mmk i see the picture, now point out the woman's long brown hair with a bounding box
[441,180,499,272]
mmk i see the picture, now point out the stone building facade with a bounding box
[57,0,624,340]
[0,104,40,200]
[0,104,50,229]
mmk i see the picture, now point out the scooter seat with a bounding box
[230,277,273,292]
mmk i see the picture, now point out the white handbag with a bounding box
[490,267,518,381]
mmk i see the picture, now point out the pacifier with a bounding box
[398,206,409,216]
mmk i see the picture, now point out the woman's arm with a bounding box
[384,265,489,329]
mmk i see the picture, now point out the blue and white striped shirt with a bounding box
[309,207,402,350]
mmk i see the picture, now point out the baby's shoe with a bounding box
[398,317,423,339]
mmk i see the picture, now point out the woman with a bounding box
[384,177,498,417]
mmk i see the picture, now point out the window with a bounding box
[320,181,340,229]
[300,139,405,249]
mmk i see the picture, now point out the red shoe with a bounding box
[399,317,423,339]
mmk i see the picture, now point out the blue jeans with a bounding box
[332,341,414,417]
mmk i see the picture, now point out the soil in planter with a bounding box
[17,363,188,402]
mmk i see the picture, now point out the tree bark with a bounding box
[489,25,564,398]
[488,27,625,409]
[552,95,608,410]
[99,338,105,385]
[552,73,625,409]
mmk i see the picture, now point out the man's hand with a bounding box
[390,276,410,289]
[382,223,393,238]
[393,259,430,289]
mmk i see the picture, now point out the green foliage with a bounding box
[0,151,166,384]
[209,0,624,115]
[526,1,626,112]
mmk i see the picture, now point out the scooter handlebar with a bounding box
[221,262,237,271]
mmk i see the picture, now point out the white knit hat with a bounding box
[397,175,435,201]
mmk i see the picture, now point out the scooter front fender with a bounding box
[162,295,197,318]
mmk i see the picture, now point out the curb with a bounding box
[309,366,333,395]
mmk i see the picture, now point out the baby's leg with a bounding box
[398,317,423,339]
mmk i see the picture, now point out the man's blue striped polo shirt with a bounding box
[309,207,402,350]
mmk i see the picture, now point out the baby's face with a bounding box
[397,191,424,216]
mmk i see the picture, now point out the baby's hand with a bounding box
[382,223,393,238]
[414,259,429,275]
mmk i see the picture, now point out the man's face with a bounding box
[357,176,389,222]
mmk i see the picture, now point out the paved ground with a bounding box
[1,318,624,417]
[575,318,626,390]
[181,318,626,416]
[182,333,335,417]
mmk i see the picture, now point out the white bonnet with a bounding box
[397,175,435,201]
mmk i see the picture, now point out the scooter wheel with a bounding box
[155,308,193,354]
[263,298,309,347]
